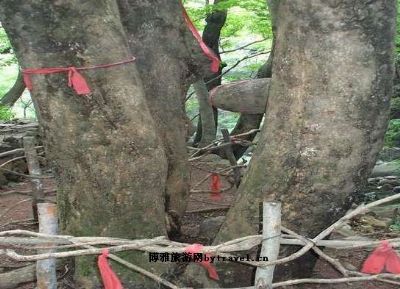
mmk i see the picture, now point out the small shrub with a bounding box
[384,119,400,147]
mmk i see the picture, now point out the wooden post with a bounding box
[36,203,58,289]
[221,128,241,187]
[255,201,281,289]
[23,136,44,222]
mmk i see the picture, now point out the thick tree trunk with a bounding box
[116,1,210,230]
[212,0,396,286]
[210,78,270,114]
[0,1,168,287]
[0,69,25,107]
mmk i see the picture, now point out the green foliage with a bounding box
[218,111,240,131]
[385,119,400,147]
[0,26,16,66]
[389,215,400,232]
[184,0,272,39]
[0,64,18,97]
[0,104,15,121]
[0,26,12,54]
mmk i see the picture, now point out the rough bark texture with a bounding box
[117,0,210,227]
[0,264,36,289]
[0,0,168,287]
[210,79,270,114]
[0,69,25,107]
[213,0,396,286]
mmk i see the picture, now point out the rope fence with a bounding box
[1,192,400,288]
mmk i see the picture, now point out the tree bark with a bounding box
[193,0,227,145]
[0,69,25,107]
[0,0,168,287]
[230,0,278,159]
[0,264,36,289]
[116,0,211,231]
[210,78,270,114]
[213,0,396,286]
[194,80,216,147]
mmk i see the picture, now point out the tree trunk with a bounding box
[193,0,227,145]
[1,69,25,107]
[0,1,168,287]
[0,264,36,289]
[230,0,278,159]
[213,0,396,286]
[210,78,270,114]
[194,80,217,147]
[116,0,211,231]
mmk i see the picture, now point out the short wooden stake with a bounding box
[36,203,58,289]
[255,201,281,289]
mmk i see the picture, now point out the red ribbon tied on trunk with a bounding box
[22,57,136,95]
[181,3,220,73]
[98,249,124,289]
[361,240,400,274]
[185,243,219,280]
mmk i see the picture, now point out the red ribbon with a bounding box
[210,173,222,201]
[185,243,219,280]
[22,57,136,95]
[361,240,400,274]
[98,249,124,289]
[181,3,220,73]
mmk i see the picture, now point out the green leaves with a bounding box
[184,0,272,39]
[385,119,400,147]
[0,25,12,54]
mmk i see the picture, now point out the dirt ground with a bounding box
[0,160,399,289]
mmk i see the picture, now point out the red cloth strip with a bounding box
[361,240,400,274]
[181,3,220,73]
[22,57,136,95]
[210,173,222,201]
[185,243,219,280]
[98,249,124,289]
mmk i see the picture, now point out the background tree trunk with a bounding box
[194,80,217,147]
[212,0,396,286]
[230,0,278,159]
[0,0,168,287]
[194,0,227,145]
[0,69,25,107]
[210,78,270,114]
[117,0,211,232]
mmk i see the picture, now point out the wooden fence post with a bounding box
[36,203,58,289]
[254,201,281,289]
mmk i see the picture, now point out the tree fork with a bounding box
[116,0,212,232]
